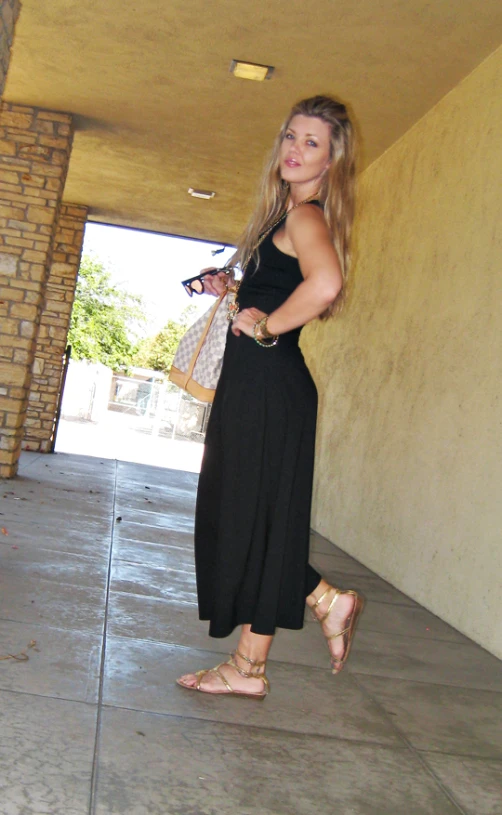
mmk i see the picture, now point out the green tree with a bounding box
[133,304,198,374]
[68,254,145,370]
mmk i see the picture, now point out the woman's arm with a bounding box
[267,205,342,332]
[232,205,342,338]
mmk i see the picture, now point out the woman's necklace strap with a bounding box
[258,193,319,247]
[243,193,320,272]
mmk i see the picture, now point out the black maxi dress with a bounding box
[194,219,322,638]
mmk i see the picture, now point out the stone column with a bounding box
[0,102,73,477]
[23,203,88,452]
[0,0,21,98]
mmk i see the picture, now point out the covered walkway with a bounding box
[1,452,500,815]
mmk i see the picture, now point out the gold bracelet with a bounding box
[253,316,278,347]
[260,315,274,339]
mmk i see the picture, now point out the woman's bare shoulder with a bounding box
[285,202,329,239]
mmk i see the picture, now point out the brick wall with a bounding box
[23,203,88,451]
[0,0,21,98]
[0,101,74,477]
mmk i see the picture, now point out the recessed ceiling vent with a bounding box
[188,188,215,200]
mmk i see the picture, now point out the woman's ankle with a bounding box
[232,649,266,677]
[306,580,333,608]
[234,627,273,673]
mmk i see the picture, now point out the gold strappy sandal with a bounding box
[311,587,364,674]
[176,649,270,700]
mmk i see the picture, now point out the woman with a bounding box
[177,95,363,698]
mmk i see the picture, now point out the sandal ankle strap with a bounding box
[230,649,267,679]
[310,587,340,624]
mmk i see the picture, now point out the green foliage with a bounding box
[68,254,145,371]
[133,304,198,374]
[133,321,185,374]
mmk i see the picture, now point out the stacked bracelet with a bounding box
[253,316,279,347]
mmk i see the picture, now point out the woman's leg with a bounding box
[177,626,273,695]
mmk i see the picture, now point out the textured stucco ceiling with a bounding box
[4,0,502,244]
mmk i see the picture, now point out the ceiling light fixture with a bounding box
[188,187,215,200]
[230,60,274,82]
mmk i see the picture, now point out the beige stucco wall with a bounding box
[303,45,502,658]
[0,0,20,98]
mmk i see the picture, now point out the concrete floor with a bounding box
[0,452,501,815]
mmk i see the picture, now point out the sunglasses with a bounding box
[181,267,235,297]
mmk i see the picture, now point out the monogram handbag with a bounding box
[168,290,232,403]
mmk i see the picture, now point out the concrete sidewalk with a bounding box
[0,451,501,815]
[55,414,204,473]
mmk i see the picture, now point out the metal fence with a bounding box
[109,375,211,442]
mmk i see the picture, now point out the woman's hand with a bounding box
[199,267,230,297]
[231,307,267,337]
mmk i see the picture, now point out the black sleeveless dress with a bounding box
[194,217,322,638]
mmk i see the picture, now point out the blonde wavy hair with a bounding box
[231,95,357,317]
